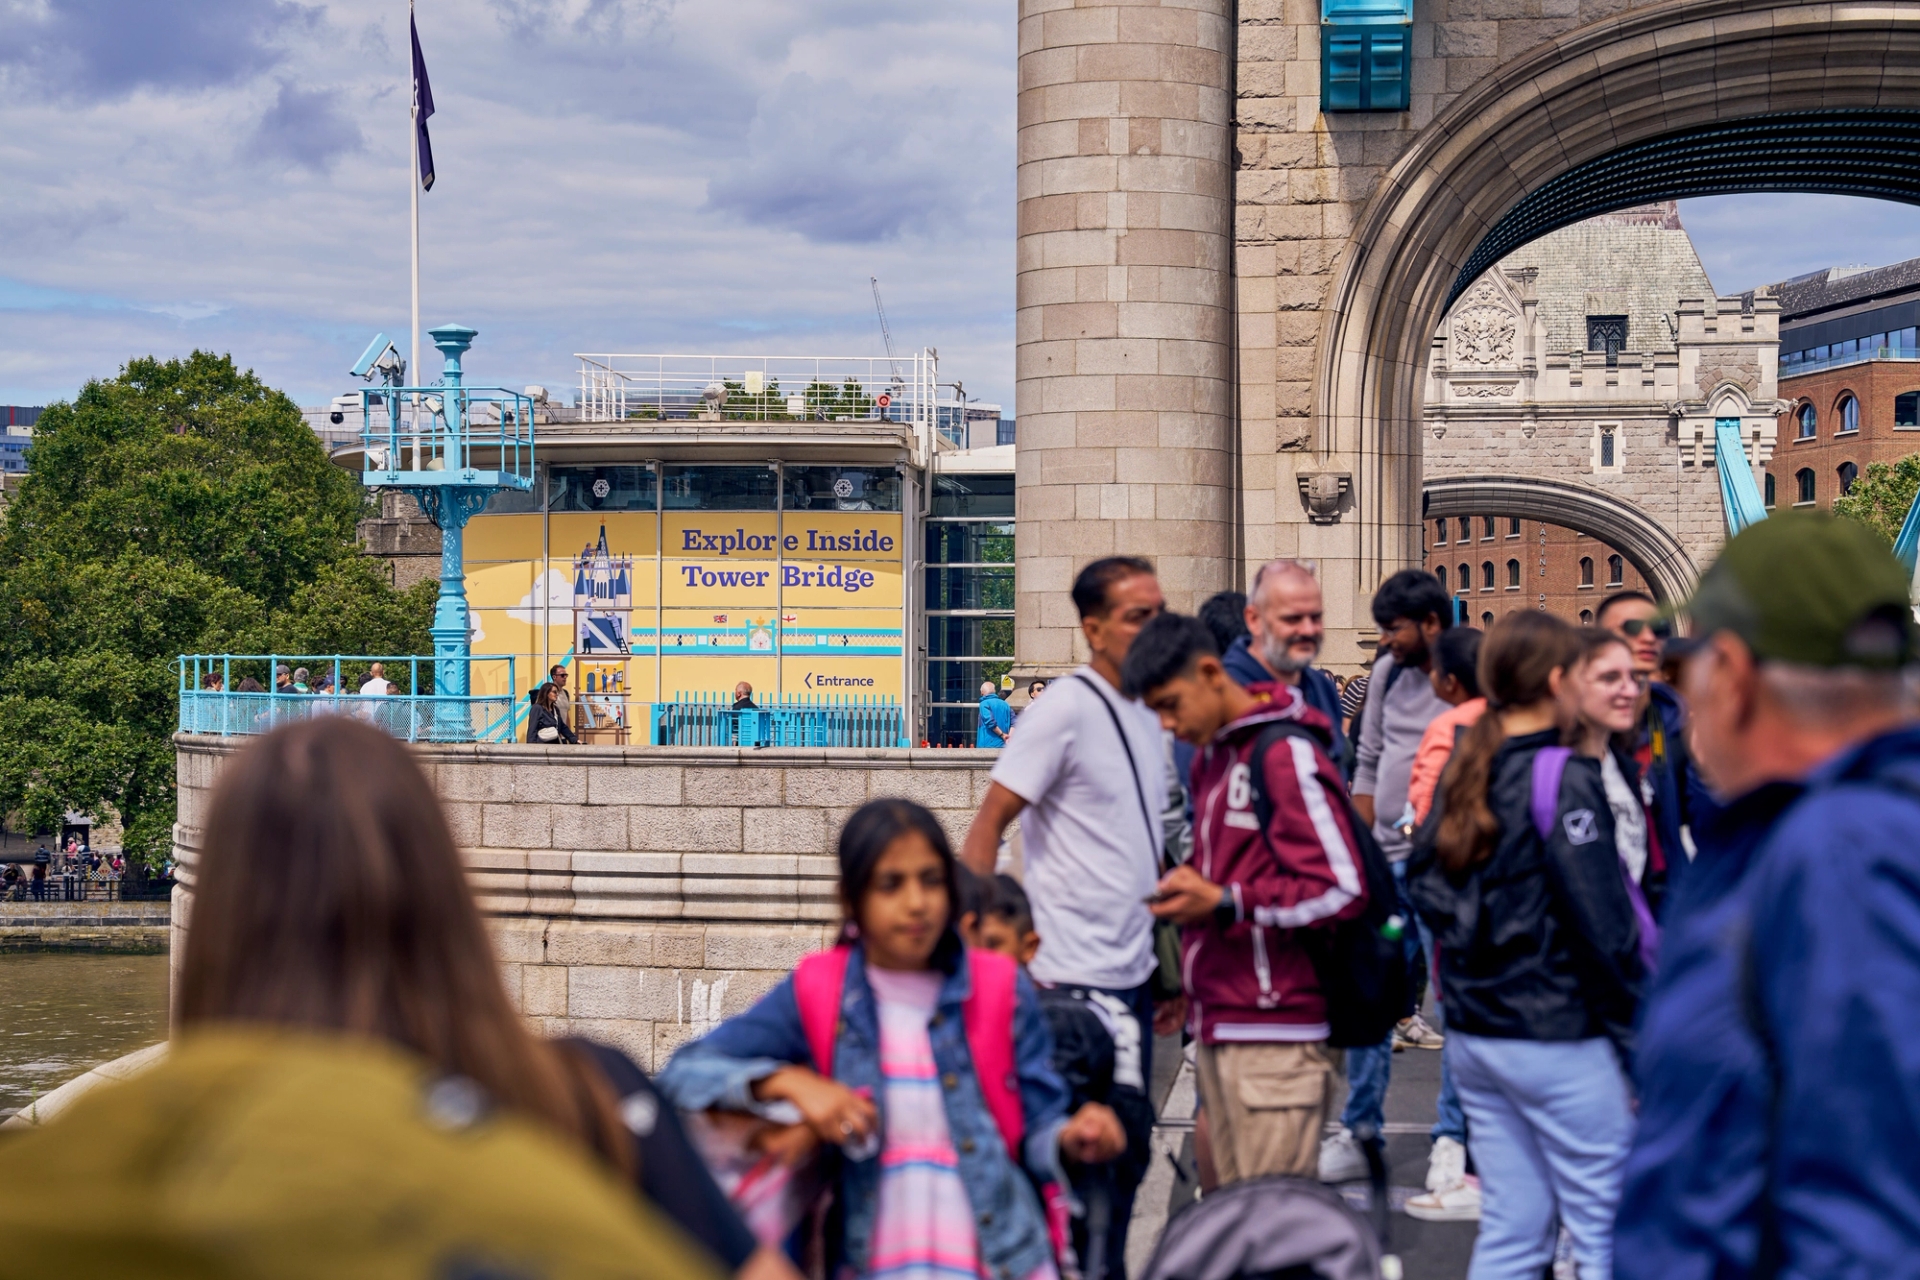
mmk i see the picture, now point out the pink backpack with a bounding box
[791,945,1071,1262]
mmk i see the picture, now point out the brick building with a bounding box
[1424,514,1651,629]
[1766,259,1920,512]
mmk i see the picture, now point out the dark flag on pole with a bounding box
[411,9,436,191]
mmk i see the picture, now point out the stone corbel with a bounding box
[1297,471,1352,525]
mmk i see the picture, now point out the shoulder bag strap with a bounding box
[1529,746,1573,841]
[792,946,852,1076]
[1069,672,1162,871]
[962,948,1025,1151]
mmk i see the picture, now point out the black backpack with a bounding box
[1248,722,1410,1048]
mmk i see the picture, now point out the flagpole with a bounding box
[409,2,421,406]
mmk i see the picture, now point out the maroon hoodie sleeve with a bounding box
[1223,730,1369,929]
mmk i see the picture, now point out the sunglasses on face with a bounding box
[1619,618,1672,639]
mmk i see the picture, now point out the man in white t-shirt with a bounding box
[358,662,392,696]
[960,555,1168,1279]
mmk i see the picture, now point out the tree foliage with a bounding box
[0,352,435,863]
[1832,452,1920,546]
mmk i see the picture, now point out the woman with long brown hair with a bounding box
[1407,610,1646,1280]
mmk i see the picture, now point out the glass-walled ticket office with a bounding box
[923,472,1013,746]
[464,461,908,740]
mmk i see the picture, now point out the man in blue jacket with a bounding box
[1616,513,1920,1279]
[1221,559,1351,780]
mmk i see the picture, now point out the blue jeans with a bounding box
[1447,1031,1634,1280]
[1340,861,1465,1143]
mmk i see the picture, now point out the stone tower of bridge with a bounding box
[1014,0,1920,669]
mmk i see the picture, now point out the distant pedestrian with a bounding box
[291,667,311,694]
[1407,627,1486,826]
[237,676,264,693]
[358,663,391,696]
[313,671,337,696]
[1567,628,1663,918]
[976,681,1011,748]
[549,665,573,725]
[731,680,756,711]
[1196,589,1249,656]
[1323,569,1454,1188]
[528,683,578,745]
[201,672,224,692]
[1220,560,1351,779]
[1027,679,1047,702]
[1409,610,1645,1280]
[31,844,49,900]
[274,665,295,695]
[1617,513,1920,1280]
[960,555,1170,1276]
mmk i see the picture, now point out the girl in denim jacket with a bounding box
[659,799,1125,1280]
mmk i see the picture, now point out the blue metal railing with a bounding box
[176,654,518,744]
[652,692,908,748]
[1781,345,1920,378]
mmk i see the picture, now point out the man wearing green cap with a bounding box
[1615,512,1920,1279]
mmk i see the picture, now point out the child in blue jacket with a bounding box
[659,799,1125,1280]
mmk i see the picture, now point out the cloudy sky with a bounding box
[1,1,1916,413]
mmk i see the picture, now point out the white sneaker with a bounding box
[1426,1135,1467,1193]
[1404,1173,1482,1222]
[1318,1128,1369,1183]
[1394,1014,1445,1050]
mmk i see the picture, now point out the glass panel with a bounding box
[660,465,777,511]
[1782,350,1802,367]
[1600,428,1615,467]
[1902,328,1918,351]
[926,521,1015,564]
[1896,391,1920,427]
[1765,471,1776,507]
[549,464,657,512]
[1870,333,1889,353]
[926,619,1015,662]
[1840,338,1859,356]
[931,473,1015,517]
[483,485,541,515]
[1436,517,1448,543]
[783,466,902,512]
[1839,461,1859,494]
[924,566,1014,611]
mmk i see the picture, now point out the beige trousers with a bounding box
[1193,1040,1336,1183]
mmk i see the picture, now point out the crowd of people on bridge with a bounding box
[3,510,1918,1280]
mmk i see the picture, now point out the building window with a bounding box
[925,477,1016,745]
[1481,561,1495,591]
[1796,468,1817,505]
[1579,609,1593,625]
[1458,563,1472,593]
[1836,394,1861,434]
[1482,516,1495,540]
[1587,315,1628,367]
[1508,517,1521,537]
[1579,556,1594,587]
[1765,471,1776,508]
[1506,559,1521,590]
[1897,392,1920,428]
[1481,611,1495,628]
[1797,403,1817,438]
[1839,461,1859,495]
[1600,426,1615,468]
[1607,554,1624,586]
[1436,517,1448,543]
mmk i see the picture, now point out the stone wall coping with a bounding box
[175,735,998,771]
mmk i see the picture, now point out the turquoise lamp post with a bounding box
[357,324,536,733]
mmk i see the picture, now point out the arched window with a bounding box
[1481,561,1495,591]
[1579,609,1593,625]
[1837,394,1861,434]
[1458,563,1472,593]
[1765,471,1777,507]
[1839,461,1859,495]
[1897,391,1920,428]
[1436,517,1448,543]
[1797,403,1817,438]
[1796,468,1817,504]
[1607,554,1624,586]
[1506,559,1521,589]
[1481,612,1495,629]
[1579,556,1594,587]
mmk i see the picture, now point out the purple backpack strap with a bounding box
[1529,746,1573,841]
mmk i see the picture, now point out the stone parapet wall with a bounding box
[173,737,996,1070]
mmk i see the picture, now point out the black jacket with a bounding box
[527,701,578,744]
[1408,729,1645,1054]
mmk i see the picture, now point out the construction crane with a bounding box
[870,277,905,389]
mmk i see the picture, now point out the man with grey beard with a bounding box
[1219,559,1352,780]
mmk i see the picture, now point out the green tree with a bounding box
[1832,453,1920,546]
[0,353,433,864]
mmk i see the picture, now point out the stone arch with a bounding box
[1422,474,1700,604]
[1317,0,1920,593]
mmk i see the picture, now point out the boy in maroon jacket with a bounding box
[1120,611,1369,1182]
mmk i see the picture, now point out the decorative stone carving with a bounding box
[1450,280,1519,367]
[1297,471,1352,525]
[1454,383,1518,398]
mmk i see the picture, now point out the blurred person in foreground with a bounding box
[1616,513,1920,1280]
[0,717,747,1280]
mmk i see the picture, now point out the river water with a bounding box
[0,952,170,1121]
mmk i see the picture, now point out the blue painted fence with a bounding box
[652,692,908,748]
[176,654,519,743]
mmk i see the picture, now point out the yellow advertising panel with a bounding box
[552,512,659,561]
[666,513,779,561]
[780,512,903,561]
[781,656,902,698]
[661,656,778,699]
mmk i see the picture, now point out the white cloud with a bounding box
[505,568,575,624]
[1680,194,1920,295]
[0,0,1016,410]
